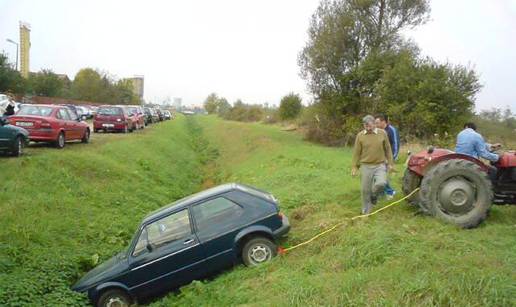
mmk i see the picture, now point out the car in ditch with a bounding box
[72,183,290,307]
[8,104,90,149]
[0,117,29,156]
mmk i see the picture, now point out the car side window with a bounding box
[192,197,244,232]
[132,209,191,256]
[58,108,71,120]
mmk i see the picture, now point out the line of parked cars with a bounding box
[0,100,174,157]
[93,105,171,133]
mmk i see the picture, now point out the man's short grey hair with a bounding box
[362,115,375,125]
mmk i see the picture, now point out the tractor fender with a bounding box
[422,153,489,176]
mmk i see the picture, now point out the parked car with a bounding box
[125,106,145,129]
[8,104,90,148]
[163,110,172,120]
[143,107,154,125]
[72,183,290,307]
[155,108,164,121]
[0,117,29,156]
[76,106,93,119]
[60,104,82,120]
[94,106,134,133]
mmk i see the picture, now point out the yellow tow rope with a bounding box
[280,188,420,253]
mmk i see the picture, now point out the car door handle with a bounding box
[183,238,195,245]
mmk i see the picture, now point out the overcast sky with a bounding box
[0,0,515,111]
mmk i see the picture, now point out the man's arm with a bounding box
[383,132,394,166]
[391,126,400,160]
[351,133,362,168]
[475,136,499,162]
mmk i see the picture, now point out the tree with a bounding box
[279,93,302,120]
[203,93,219,114]
[0,53,26,95]
[29,69,65,97]
[71,68,103,101]
[375,55,481,138]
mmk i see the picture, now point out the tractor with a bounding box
[402,148,516,228]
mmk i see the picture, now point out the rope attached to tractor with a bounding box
[279,188,421,254]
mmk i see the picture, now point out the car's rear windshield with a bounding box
[17,105,54,117]
[98,107,122,115]
[127,107,138,114]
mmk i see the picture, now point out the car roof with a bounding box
[142,183,247,224]
[22,104,60,108]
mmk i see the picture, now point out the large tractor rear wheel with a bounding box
[402,169,425,211]
[420,159,493,228]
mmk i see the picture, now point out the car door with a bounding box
[125,208,204,298]
[64,108,82,139]
[56,108,75,139]
[191,196,246,272]
[0,123,12,150]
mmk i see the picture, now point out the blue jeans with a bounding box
[384,181,395,196]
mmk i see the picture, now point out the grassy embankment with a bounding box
[0,116,216,305]
[1,115,514,306]
[154,116,515,306]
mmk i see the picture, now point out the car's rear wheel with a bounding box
[55,132,65,149]
[81,129,90,143]
[11,136,24,157]
[96,289,132,307]
[242,237,277,266]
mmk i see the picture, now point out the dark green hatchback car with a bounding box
[72,183,290,307]
[0,117,29,156]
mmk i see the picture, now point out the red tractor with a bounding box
[402,148,516,228]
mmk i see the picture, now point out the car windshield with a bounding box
[98,107,122,115]
[17,105,54,117]
[127,107,138,114]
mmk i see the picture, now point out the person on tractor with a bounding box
[455,122,500,162]
[375,114,400,199]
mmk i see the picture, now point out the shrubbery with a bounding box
[298,0,480,145]
[279,93,302,120]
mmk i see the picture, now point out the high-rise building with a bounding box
[129,75,144,102]
[173,97,182,109]
[19,21,31,78]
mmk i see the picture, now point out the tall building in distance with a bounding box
[19,21,31,78]
[173,97,182,110]
[129,75,144,102]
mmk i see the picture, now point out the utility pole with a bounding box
[6,38,19,71]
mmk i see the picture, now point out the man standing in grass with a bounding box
[375,114,400,199]
[351,115,394,214]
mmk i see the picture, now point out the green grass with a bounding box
[1,115,514,306]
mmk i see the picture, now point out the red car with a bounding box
[124,105,145,130]
[9,104,90,149]
[94,106,135,133]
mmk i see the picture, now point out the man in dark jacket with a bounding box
[375,114,400,199]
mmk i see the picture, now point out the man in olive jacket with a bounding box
[351,115,394,214]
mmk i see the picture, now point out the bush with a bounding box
[279,93,302,120]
